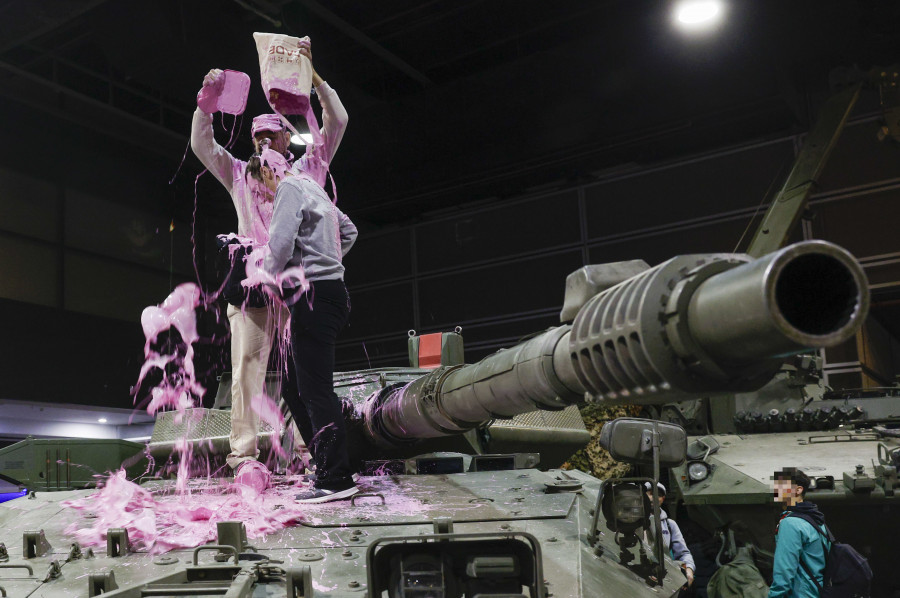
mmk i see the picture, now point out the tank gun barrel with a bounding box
[365,241,869,445]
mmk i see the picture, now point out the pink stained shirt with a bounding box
[190,82,349,242]
[190,113,273,245]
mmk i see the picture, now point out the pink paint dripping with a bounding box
[242,244,311,306]
[250,394,286,461]
[62,202,319,553]
[58,39,373,554]
[137,283,205,416]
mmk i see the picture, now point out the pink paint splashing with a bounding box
[61,471,304,553]
[130,166,305,495]
[132,277,297,491]
[60,45,362,551]
[60,472,429,554]
[242,244,310,305]
[66,241,313,551]
[250,393,287,461]
[217,237,309,303]
[137,283,205,416]
[133,282,212,494]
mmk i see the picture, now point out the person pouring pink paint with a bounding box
[189,40,348,493]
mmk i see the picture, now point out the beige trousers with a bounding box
[226,304,283,470]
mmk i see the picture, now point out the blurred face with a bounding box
[260,165,279,194]
[253,130,291,155]
[773,478,802,506]
[646,491,665,507]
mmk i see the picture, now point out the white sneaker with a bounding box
[294,485,359,504]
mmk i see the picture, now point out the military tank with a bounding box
[0,238,870,597]
[657,351,900,598]
[637,66,900,598]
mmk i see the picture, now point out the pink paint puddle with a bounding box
[62,470,305,553]
[61,472,428,554]
[62,274,410,555]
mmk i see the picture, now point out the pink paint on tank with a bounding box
[56,61,359,552]
[61,472,429,554]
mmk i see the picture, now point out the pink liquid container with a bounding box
[253,32,313,115]
[196,70,251,115]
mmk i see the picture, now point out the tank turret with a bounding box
[363,240,868,448]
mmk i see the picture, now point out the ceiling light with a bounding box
[674,0,723,29]
[98,418,108,423]
[290,133,313,146]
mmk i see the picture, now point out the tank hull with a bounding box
[0,469,687,597]
[671,429,900,597]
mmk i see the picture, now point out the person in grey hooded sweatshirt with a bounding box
[248,147,358,504]
[646,481,696,588]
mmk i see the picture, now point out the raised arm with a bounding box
[190,69,240,192]
[314,80,349,164]
[301,46,349,165]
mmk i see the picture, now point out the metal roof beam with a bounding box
[0,0,111,55]
[297,0,434,89]
[0,60,186,158]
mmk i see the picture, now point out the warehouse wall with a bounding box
[0,98,230,408]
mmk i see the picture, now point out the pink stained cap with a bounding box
[196,70,251,115]
[251,113,285,137]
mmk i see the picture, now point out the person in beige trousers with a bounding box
[190,43,348,490]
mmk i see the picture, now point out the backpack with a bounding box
[216,236,268,308]
[789,512,873,598]
[707,546,768,598]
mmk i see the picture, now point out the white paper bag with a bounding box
[253,32,313,114]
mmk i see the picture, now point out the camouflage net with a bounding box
[561,403,642,479]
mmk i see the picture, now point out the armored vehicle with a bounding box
[645,66,900,598]
[0,236,871,597]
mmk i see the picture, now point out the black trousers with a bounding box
[280,357,315,464]
[282,279,353,491]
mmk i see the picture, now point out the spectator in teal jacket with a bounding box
[768,468,830,598]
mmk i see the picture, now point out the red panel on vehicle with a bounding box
[418,333,443,369]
